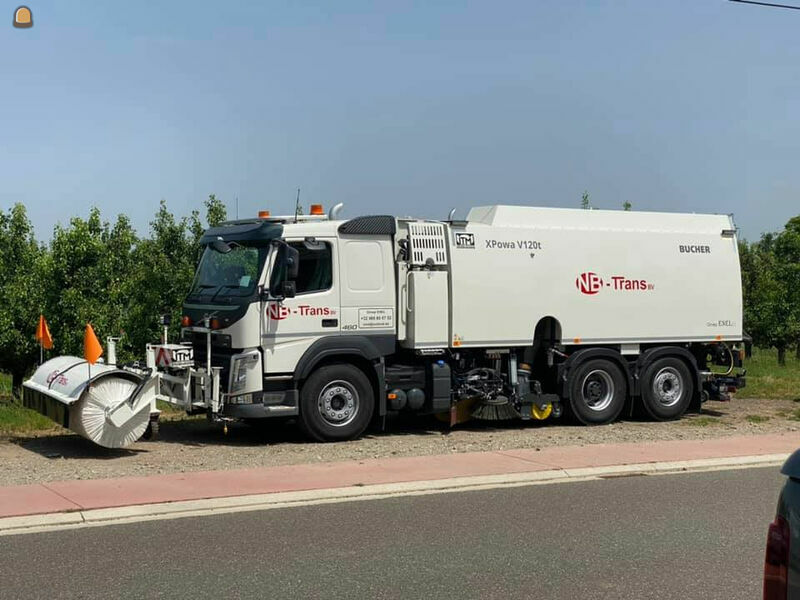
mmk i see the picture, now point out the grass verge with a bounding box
[0,374,63,436]
[0,404,63,436]
[738,347,800,401]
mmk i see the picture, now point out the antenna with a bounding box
[235,194,239,220]
[294,188,301,222]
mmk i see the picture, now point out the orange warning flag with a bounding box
[35,315,53,350]
[83,323,103,365]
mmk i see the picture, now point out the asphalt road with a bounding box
[0,466,783,599]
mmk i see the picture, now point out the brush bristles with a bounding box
[471,402,520,421]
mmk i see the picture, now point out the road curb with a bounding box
[0,452,788,537]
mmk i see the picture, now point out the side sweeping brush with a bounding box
[471,396,520,421]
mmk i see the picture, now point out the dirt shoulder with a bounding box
[0,397,797,487]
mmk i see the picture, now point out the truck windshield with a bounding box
[187,244,268,302]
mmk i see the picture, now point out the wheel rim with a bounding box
[318,380,359,427]
[580,369,615,412]
[652,367,683,407]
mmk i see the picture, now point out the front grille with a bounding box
[183,330,232,349]
[193,347,237,393]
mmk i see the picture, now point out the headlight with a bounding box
[230,361,249,394]
[230,353,259,394]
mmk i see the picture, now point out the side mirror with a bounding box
[285,245,300,280]
[211,240,232,254]
[269,242,300,297]
[281,281,296,299]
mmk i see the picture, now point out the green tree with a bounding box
[190,194,228,243]
[44,208,138,359]
[581,191,590,210]
[738,239,756,357]
[773,216,800,361]
[121,200,197,353]
[741,227,800,366]
[0,204,47,394]
[623,201,632,211]
[205,193,227,227]
[1,195,234,386]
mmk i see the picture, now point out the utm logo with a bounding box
[454,232,475,249]
[576,272,603,295]
[267,303,290,320]
[13,6,33,28]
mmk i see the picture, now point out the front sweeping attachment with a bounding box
[22,356,155,448]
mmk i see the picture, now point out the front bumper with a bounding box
[222,389,299,419]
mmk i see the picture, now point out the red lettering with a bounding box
[576,272,602,295]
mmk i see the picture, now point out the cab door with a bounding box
[262,238,340,373]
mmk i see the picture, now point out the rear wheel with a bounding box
[567,358,626,425]
[299,364,375,442]
[640,357,693,420]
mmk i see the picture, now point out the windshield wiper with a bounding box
[209,284,242,303]
[186,284,218,301]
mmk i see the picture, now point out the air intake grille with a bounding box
[408,222,448,266]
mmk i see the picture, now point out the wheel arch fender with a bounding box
[293,335,390,417]
[558,348,633,399]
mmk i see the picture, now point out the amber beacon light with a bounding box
[13,6,33,28]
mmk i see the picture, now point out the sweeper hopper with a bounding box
[22,353,157,449]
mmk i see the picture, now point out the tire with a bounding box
[567,358,626,425]
[299,364,375,442]
[142,419,159,441]
[640,357,694,421]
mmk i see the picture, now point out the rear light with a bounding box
[764,514,790,599]
[181,315,192,327]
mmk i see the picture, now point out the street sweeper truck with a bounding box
[23,203,746,447]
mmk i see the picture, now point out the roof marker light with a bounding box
[258,210,271,218]
[310,204,324,215]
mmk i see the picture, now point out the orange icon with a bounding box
[13,6,32,28]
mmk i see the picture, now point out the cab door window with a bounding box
[291,241,332,294]
[290,242,333,294]
[269,241,332,295]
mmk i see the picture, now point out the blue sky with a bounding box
[0,0,798,241]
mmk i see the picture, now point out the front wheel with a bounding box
[567,358,627,425]
[299,364,375,442]
[640,357,693,420]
